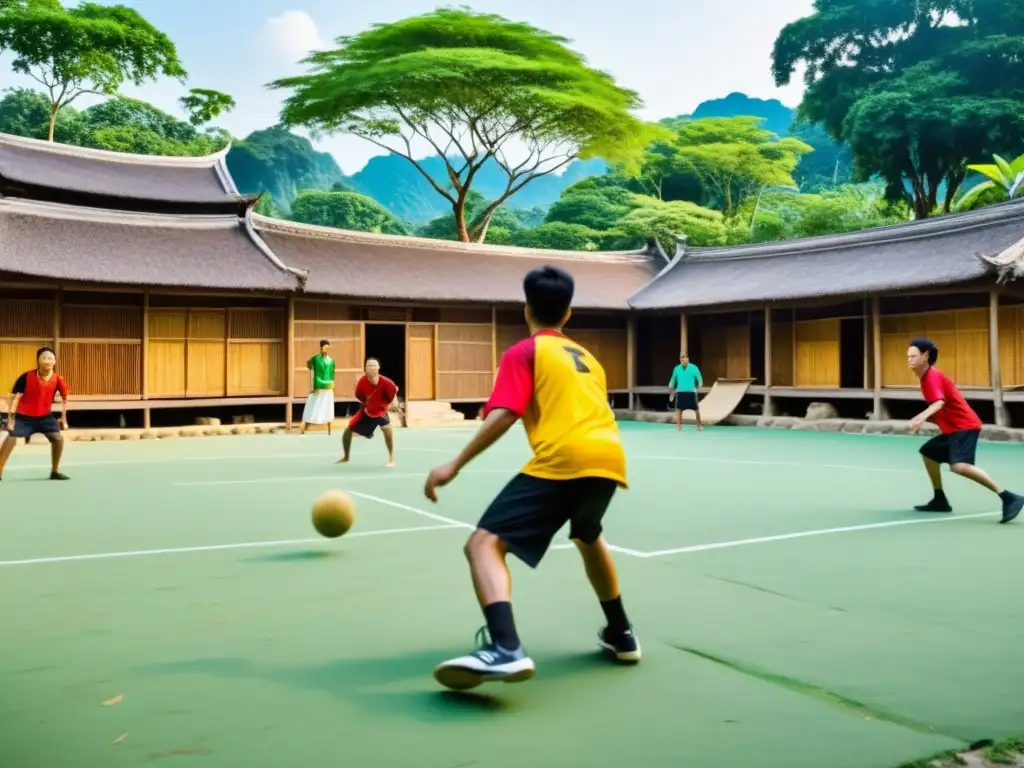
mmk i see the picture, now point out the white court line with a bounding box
[0,523,460,567]
[638,512,995,558]
[174,468,512,487]
[346,490,474,529]
[344,490,647,557]
[4,446,455,472]
[634,455,916,475]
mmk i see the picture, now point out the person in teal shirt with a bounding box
[668,353,703,432]
[301,340,336,434]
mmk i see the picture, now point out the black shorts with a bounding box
[920,429,979,466]
[675,391,699,411]
[349,411,390,438]
[477,473,618,569]
[9,414,61,439]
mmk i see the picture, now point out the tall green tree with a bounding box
[289,190,407,235]
[772,0,1024,218]
[270,8,652,243]
[0,0,186,141]
[179,88,235,127]
[633,117,810,216]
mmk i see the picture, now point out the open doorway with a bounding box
[364,323,406,396]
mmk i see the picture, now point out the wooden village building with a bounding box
[2,131,1024,430]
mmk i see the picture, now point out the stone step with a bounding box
[404,400,457,417]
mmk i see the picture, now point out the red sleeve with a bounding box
[382,377,398,400]
[484,339,535,418]
[56,376,68,398]
[921,369,944,403]
[354,376,367,402]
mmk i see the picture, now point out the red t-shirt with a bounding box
[12,370,68,418]
[355,375,397,418]
[920,367,982,434]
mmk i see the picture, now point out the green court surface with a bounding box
[2,422,1023,767]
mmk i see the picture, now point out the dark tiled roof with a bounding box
[0,198,298,291]
[0,132,245,207]
[629,198,1024,310]
[251,215,661,309]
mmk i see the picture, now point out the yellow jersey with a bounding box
[485,330,627,488]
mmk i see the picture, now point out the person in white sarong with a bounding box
[301,340,335,434]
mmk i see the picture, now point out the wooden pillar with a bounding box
[862,298,871,390]
[871,296,887,420]
[679,313,688,354]
[989,291,1009,427]
[626,315,637,410]
[433,322,440,399]
[142,291,150,430]
[53,287,62,352]
[491,306,498,372]
[763,305,774,417]
[285,296,295,430]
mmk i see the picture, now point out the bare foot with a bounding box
[385,458,395,468]
[336,456,350,464]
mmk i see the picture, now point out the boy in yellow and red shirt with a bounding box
[424,265,639,691]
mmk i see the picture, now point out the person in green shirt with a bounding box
[301,340,336,435]
[668,353,703,432]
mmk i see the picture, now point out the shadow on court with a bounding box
[135,649,617,721]
[244,550,339,563]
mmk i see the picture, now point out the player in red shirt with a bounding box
[908,338,1022,523]
[338,358,399,467]
[0,346,70,483]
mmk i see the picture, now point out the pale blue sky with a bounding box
[2,0,813,174]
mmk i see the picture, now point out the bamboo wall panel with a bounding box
[227,308,285,396]
[1,298,53,338]
[569,328,628,390]
[293,320,363,397]
[61,304,141,397]
[0,298,54,390]
[294,300,357,321]
[496,324,529,364]
[881,310,990,387]
[406,324,435,400]
[147,309,186,397]
[771,321,795,387]
[699,324,751,384]
[60,342,141,397]
[795,319,840,387]
[437,324,493,399]
[999,306,1024,387]
[0,343,46,392]
[187,310,226,397]
[228,343,284,395]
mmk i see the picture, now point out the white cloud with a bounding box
[260,10,329,64]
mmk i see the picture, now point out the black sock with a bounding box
[933,488,947,501]
[999,490,1015,502]
[600,596,630,635]
[483,602,520,650]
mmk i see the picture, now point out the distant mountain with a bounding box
[225,92,856,222]
[691,92,797,137]
[226,127,347,214]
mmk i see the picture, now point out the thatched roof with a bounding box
[0,132,254,215]
[629,198,1024,310]
[251,215,662,309]
[0,198,298,291]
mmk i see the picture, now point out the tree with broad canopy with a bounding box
[269,8,657,243]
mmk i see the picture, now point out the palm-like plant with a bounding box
[955,153,1024,211]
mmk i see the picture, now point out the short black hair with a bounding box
[910,338,938,365]
[319,339,330,348]
[36,346,56,360]
[523,265,574,327]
